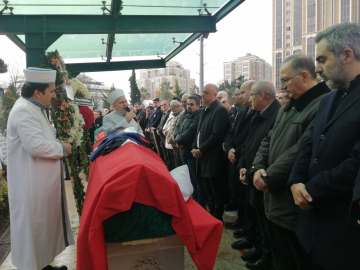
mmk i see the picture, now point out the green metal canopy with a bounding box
[0,0,245,75]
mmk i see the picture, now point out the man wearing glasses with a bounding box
[251,54,329,269]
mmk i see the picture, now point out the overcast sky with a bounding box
[0,0,272,100]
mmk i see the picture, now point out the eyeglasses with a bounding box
[250,92,262,97]
[280,72,302,85]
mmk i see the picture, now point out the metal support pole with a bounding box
[199,35,204,92]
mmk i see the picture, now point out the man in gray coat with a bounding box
[251,54,329,269]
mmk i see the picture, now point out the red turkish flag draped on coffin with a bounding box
[77,142,223,270]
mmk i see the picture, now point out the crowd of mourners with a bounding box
[88,23,360,270]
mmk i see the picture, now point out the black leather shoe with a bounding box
[231,238,253,250]
[224,218,243,230]
[42,265,68,270]
[241,247,262,262]
[224,202,237,211]
[233,227,248,238]
[245,259,273,270]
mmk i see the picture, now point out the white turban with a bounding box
[107,89,125,105]
[23,67,56,84]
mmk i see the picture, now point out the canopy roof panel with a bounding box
[0,0,245,73]
[7,0,225,16]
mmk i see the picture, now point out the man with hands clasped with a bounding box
[251,54,329,270]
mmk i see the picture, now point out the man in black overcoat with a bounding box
[192,83,231,221]
[134,102,146,133]
[288,23,360,270]
[238,81,280,269]
[224,81,257,234]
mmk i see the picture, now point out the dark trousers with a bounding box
[202,177,224,220]
[269,221,314,270]
[234,191,246,222]
[255,206,273,264]
[160,137,174,171]
[173,147,181,168]
[181,155,206,208]
[245,203,261,249]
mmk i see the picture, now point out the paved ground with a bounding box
[0,179,249,270]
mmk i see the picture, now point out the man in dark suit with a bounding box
[238,81,281,269]
[288,23,360,270]
[146,98,162,151]
[224,81,257,236]
[134,102,146,134]
[192,83,231,221]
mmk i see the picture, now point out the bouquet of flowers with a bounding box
[70,78,91,98]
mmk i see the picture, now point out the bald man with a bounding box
[192,84,231,221]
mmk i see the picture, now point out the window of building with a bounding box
[286,51,290,56]
[243,62,249,66]
[341,0,350,22]
[275,53,282,89]
[225,69,230,74]
[286,10,291,15]
[293,49,302,54]
[276,0,282,49]
[286,43,290,48]
[225,64,230,68]
[243,73,248,77]
[307,37,315,60]
[286,2,291,7]
[243,67,248,72]
[286,35,290,39]
[286,27,291,31]
[307,0,316,33]
[286,18,291,23]
[293,0,302,46]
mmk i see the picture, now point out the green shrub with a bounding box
[0,183,9,212]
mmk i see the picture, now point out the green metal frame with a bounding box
[105,0,122,63]
[0,15,216,35]
[66,59,166,77]
[0,0,245,72]
[165,0,246,63]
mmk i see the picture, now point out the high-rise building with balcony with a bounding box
[136,61,196,98]
[223,53,272,83]
[273,0,360,89]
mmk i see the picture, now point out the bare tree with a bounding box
[8,62,23,97]
[77,73,95,85]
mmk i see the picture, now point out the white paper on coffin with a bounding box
[170,165,193,202]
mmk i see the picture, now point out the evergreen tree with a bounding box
[159,80,173,101]
[129,70,141,105]
[0,59,7,74]
[101,84,116,109]
[140,87,151,102]
[189,85,199,94]
[219,75,246,96]
[173,78,185,98]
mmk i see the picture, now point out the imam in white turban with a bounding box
[23,67,56,84]
[107,89,125,105]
